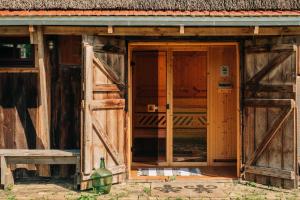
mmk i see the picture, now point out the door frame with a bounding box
[127,42,241,178]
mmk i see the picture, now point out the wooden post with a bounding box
[36,26,50,176]
[83,44,93,175]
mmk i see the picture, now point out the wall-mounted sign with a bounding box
[220,65,229,77]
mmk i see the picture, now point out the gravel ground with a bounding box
[0,179,299,200]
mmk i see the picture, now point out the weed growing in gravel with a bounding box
[143,186,151,196]
[77,193,98,200]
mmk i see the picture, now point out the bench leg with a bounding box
[1,156,14,189]
[73,157,80,190]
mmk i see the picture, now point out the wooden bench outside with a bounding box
[0,149,80,190]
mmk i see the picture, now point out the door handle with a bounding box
[147,104,158,112]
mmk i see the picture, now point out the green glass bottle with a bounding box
[91,157,113,194]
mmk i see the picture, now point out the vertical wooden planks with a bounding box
[93,54,108,171]
[208,45,238,165]
[243,37,298,188]
[81,36,126,188]
[83,44,93,175]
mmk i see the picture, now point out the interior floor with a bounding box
[130,166,237,180]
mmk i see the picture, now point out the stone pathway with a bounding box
[0,179,299,200]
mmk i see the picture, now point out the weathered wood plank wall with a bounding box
[0,73,38,173]
[243,37,298,188]
[50,36,82,177]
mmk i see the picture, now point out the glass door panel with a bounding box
[132,51,167,164]
[172,51,208,162]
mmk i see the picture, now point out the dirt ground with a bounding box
[0,178,299,200]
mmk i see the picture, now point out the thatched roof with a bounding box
[1,0,300,11]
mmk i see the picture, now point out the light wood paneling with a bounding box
[128,42,240,174]
[208,45,238,165]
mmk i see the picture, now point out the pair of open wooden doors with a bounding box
[80,37,298,189]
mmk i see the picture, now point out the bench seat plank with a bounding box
[0,149,80,157]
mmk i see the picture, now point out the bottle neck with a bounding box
[100,158,105,168]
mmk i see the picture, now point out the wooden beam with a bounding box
[43,26,300,36]
[107,25,113,34]
[0,25,297,37]
[93,84,120,92]
[179,25,185,34]
[246,44,296,54]
[89,99,125,110]
[244,99,295,107]
[82,44,94,175]
[6,157,78,165]
[254,26,259,35]
[245,84,296,93]
[0,149,80,157]
[29,25,37,44]
[245,166,295,180]
[246,107,294,166]
[108,164,126,175]
[0,68,39,73]
[247,51,293,85]
[36,26,50,177]
[92,116,121,165]
[0,26,29,36]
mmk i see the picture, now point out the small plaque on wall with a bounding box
[220,65,229,77]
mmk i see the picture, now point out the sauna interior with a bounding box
[130,43,239,178]
[0,36,82,178]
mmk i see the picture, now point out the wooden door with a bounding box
[243,38,298,188]
[132,51,167,164]
[81,36,126,189]
[172,51,208,164]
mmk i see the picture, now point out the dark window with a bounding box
[0,37,34,67]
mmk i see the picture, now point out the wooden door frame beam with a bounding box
[36,25,50,176]
[6,26,300,36]
[82,43,94,175]
[127,42,241,179]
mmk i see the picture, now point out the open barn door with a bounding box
[80,36,126,189]
[243,38,298,188]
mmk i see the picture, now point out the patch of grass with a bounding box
[233,191,267,200]
[107,191,129,200]
[143,186,151,196]
[166,176,177,182]
[6,194,16,200]
[4,184,16,200]
[175,198,183,200]
[245,181,257,188]
[77,193,98,200]
[4,184,13,192]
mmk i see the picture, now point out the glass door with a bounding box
[132,51,167,165]
[172,51,208,163]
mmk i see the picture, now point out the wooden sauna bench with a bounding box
[0,149,80,189]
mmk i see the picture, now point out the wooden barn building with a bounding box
[0,0,300,189]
